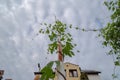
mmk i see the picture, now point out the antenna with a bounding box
[38,63,41,71]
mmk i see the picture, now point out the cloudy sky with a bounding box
[0,0,119,80]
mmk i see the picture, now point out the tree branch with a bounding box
[55,68,66,80]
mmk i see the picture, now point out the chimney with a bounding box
[58,41,64,62]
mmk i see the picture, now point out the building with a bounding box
[5,79,12,80]
[81,70,101,80]
[0,70,12,80]
[34,62,101,80]
[63,62,81,80]
[0,70,4,80]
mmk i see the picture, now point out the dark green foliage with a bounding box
[40,67,54,80]
[62,41,74,57]
[114,61,120,66]
[101,0,120,66]
[40,61,60,80]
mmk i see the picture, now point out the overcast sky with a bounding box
[0,0,119,80]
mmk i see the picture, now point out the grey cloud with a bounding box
[0,0,119,80]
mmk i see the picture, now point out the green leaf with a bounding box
[69,24,72,28]
[110,1,113,5]
[61,37,65,41]
[75,27,79,30]
[40,61,61,80]
[77,50,80,53]
[49,32,57,41]
[67,33,72,37]
[114,61,120,66]
[41,67,55,80]
[104,1,108,7]
[49,24,52,28]
[82,28,85,31]
[46,29,49,34]
[47,61,54,68]
[74,44,77,46]
[39,29,43,33]
[44,23,47,25]
[112,74,118,79]
[102,41,108,46]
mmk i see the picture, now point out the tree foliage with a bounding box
[101,0,120,66]
[39,20,79,80]
[40,61,60,80]
[39,20,79,57]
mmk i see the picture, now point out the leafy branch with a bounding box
[39,20,80,57]
[40,61,60,80]
[39,20,80,80]
[101,0,120,66]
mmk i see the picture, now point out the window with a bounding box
[69,69,78,77]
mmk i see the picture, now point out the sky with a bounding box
[0,0,119,80]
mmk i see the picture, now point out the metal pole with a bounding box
[38,63,41,71]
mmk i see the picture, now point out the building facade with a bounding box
[34,62,101,80]
[81,70,101,80]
